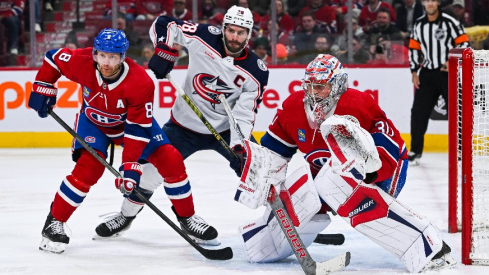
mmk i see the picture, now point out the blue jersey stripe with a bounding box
[261,132,296,159]
[372,132,400,160]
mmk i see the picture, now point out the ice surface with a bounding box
[0,149,485,274]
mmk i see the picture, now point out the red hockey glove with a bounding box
[115,162,143,195]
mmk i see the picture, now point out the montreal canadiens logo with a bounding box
[192,74,232,109]
[305,149,331,172]
[85,107,126,127]
[85,136,96,143]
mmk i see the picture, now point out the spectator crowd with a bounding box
[2,0,489,67]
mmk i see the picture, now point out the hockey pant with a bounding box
[122,144,195,218]
[315,164,444,273]
[239,166,329,262]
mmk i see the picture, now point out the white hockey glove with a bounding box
[320,115,381,181]
[234,140,288,209]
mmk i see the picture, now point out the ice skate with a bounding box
[407,151,422,166]
[39,212,70,254]
[420,242,457,272]
[93,212,136,239]
[172,207,220,246]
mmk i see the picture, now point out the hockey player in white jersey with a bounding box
[235,55,456,272]
[95,6,269,245]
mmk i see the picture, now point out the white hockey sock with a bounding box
[121,198,144,217]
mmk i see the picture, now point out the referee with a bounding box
[407,0,469,165]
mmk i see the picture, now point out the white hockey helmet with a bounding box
[222,5,254,40]
[303,54,348,129]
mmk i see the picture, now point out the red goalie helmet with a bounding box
[302,54,348,129]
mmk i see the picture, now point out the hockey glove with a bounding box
[28,81,58,118]
[230,145,247,177]
[115,162,143,195]
[148,43,179,79]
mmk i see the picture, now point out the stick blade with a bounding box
[200,246,234,260]
[316,251,351,274]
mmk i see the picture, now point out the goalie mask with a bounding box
[303,54,348,129]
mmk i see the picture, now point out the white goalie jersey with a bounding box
[149,16,269,148]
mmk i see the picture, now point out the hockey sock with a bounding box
[52,175,91,222]
[51,150,105,222]
[148,145,195,217]
[122,187,153,217]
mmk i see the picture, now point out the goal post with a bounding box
[448,48,489,265]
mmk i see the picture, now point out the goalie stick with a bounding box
[48,110,233,261]
[219,94,350,274]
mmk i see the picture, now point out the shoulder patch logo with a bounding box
[208,26,221,35]
[83,86,91,98]
[158,36,165,42]
[257,59,267,71]
[298,129,306,142]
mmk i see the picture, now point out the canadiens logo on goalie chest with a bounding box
[305,150,331,171]
[85,107,126,127]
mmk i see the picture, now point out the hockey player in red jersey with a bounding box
[29,28,217,253]
[235,54,456,272]
[93,5,269,244]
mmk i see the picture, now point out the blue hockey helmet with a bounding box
[93,28,129,61]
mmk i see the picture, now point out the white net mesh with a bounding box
[469,50,489,264]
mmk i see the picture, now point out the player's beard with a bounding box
[98,64,122,79]
[223,36,247,55]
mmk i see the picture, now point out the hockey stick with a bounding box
[166,74,238,159]
[218,95,350,274]
[48,110,233,261]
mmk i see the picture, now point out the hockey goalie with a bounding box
[234,54,456,273]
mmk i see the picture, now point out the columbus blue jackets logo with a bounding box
[85,107,126,127]
[304,149,331,172]
[192,74,232,109]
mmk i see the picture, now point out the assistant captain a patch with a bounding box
[298,129,306,142]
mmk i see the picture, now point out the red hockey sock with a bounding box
[148,145,195,217]
[51,150,105,222]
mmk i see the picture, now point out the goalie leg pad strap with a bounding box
[239,209,331,263]
[315,165,443,273]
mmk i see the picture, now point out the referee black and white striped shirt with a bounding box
[409,11,469,72]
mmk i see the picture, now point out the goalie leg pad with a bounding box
[239,209,331,263]
[235,140,288,209]
[278,165,321,226]
[315,164,444,273]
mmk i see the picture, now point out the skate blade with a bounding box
[92,232,125,240]
[39,237,66,254]
[409,159,420,166]
[421,254,457,272]
[188,236,221,246]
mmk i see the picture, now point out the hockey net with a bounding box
[448,48,489,265]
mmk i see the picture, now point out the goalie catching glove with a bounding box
[320,115,381,182]
[115,162,143,195]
